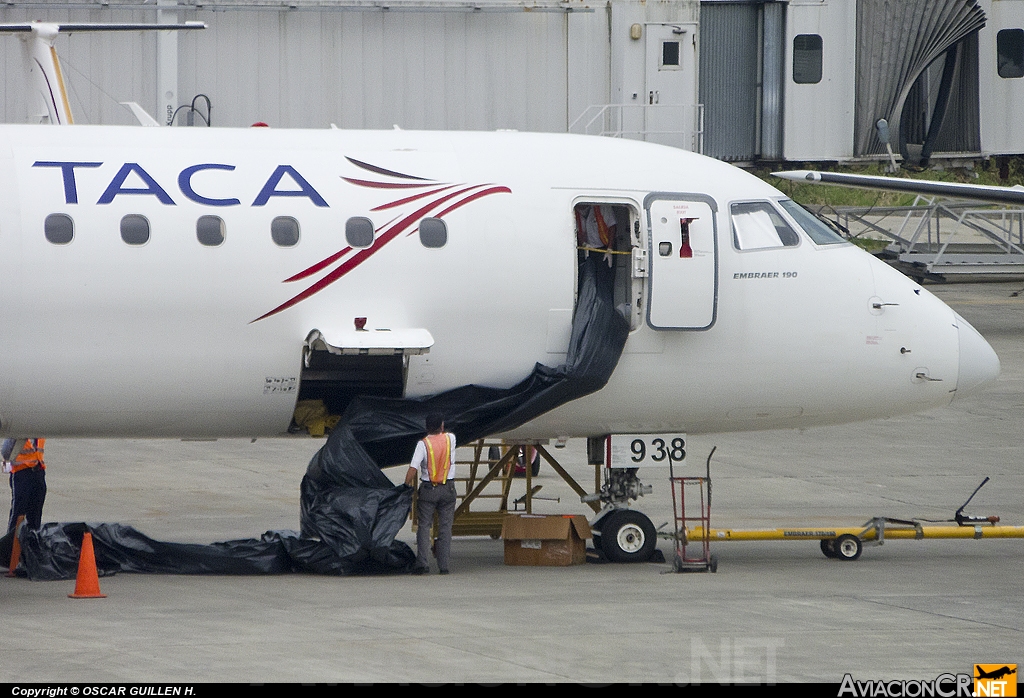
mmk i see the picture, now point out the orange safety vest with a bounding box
[423,433,452,484]
[12,438,45,473]
[575,205,613,248]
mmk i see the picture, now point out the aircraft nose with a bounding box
[953,312,1000,400]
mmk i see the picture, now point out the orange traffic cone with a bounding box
[5,515,24,577]
[68,531,106,599]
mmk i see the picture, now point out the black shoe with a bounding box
[411,564,429,575]
[439,569,449,575]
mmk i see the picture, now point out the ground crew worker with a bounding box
[575,204,617,267]
[405,415,456,575]
[4,438,47,533]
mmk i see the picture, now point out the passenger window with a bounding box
[120,214,150,246]
[997,29,1024,79]
[271,216,300,247]
[419,218,447,248]
[793,34,823,84]
[196,215,225,247]
[731,202,799,250]
[44,213,74,245]
[345,217,374,248]
[778,200,847,245]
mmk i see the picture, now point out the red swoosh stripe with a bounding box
[371,184,457,211]
[253,186,484,322]
[252,169,511,322]
[283,215,400,283]
[345,156,431,181]
[341,177,437,190]
[283,246,352,284]
[434,185,512,218]
[404,186,512,236]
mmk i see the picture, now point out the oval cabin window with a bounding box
[44,213,74,245]
[271,216,300,247]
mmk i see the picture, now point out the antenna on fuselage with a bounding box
[0,21,205,125]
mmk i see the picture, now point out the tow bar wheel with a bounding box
[833,534,862,561]
[600,510,657,563]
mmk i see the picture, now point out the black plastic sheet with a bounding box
[14,254,627,579]
[298,254,629,562]
[16,523,415,580]
[311,254,629,469]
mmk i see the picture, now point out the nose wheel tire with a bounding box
[820,539,837,558]
[599,510,657,563]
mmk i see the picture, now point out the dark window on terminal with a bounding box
[196,215,225,247]
[997,29,1024,78]
[345,217,374,248]
[793,34,823,84]
[120,214,150,246]
[662,41,680,67]
[44,213,74,245]
[271,216,300,247]
[419,217,447,248]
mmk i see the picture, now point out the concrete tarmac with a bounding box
[3,282,1023,684]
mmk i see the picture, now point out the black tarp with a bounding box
[14,254,629,579]
[16,523,416,580]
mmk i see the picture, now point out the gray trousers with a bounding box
[416,481,456,571]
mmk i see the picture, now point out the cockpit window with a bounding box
[778,199,848,245]
[730,201,800,250]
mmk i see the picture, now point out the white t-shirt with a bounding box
[410,433,457,483]
[578,204,616,248]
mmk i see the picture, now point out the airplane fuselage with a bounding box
[0,125,999,438]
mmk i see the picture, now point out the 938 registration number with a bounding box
[608,434,686,467]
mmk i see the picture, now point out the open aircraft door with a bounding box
[645,194,718,330]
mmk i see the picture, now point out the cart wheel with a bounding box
[709,554,718,573]
[820,539,837,558]
[834,534,862,561]
[600,510,657,563]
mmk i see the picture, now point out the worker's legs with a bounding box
[7,472,22,534]
[415,485,439,570]
[9,468,45,532]
[434,482,457,573]
[25,469,45,530]
[6,473,12,534]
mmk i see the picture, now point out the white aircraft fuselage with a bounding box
[0,124,1000,439]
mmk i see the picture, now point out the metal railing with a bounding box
[568,102,704,153]
[824,198,1024,277]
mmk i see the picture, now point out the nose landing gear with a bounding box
[585,466,659,563]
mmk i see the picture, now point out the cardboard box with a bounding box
[501,514,592,566]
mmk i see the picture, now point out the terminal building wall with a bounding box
[0,1,614,133]
[2,1,1023,161]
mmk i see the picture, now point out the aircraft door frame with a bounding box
[644,192,718,331]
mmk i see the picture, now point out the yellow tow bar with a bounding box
[684,517,1024,561]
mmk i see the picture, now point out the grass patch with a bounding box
[754,157,1024,210]
[848,237,891,253]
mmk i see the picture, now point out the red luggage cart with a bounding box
[669,446,718,573]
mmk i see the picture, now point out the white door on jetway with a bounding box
[646,195,717,330]
[645,23,698,150]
